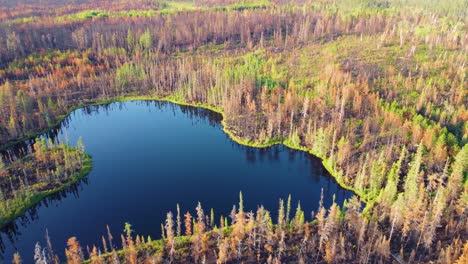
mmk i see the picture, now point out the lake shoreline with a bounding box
[0,153,92,229]
[1,95,365,205]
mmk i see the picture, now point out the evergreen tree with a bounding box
[123,223,137,264]
[139,29,153,50]
[65,238,83,264]
[176,204,181,237]
[286,194,291,225]
[403,143,424,205]
[126,29,135,52]
[0,157,6,174]
[447,145,467,202]
[12,253,21,264]
[278,198,285,229]
[165,212,175,245]
[185,212,192,236]
[34,243,47,264]
[312,128,328,158]
[378,147,406,206]
[293,201,305,232]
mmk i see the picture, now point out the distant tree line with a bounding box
[0,0,466,263]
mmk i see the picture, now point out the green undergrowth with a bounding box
[0,153,92,228]
[83,219,322,263]
[4,1,271,25]
[83,226,235,264]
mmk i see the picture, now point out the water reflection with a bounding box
[0,178,88,254]
[2,101,223,158]
[0,101,353,261]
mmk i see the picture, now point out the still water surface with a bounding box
[0,101,354,261]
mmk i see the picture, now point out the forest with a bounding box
[0,0,466,263]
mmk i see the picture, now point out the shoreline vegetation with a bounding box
[1,96,364,204]
[0,0,466,262]
[0,141,92,229]
[4,98,359,264]
[77,194,326,264]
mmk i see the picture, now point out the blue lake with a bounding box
[0,101,353,261]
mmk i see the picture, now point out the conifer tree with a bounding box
[293,201,305,232]
[286,194,291,225]
[34,243,47,264]
[165,212,175,248]
[123,223,136,264]
[0,157,6,175]
[379,147,406,206]
[176,204,182,237]
[106,225,113,251]
[447,145,467,202]
[278,198,285,229]
[185,212,193,236]
[165,212,176,258]
[12,253,21,264]
[404,143,424,205]
[89,246,103,264]
[65,237,83,264]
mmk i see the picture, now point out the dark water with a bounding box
[0,101,354,262]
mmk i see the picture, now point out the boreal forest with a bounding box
[0,0,466,263]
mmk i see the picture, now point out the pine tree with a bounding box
[165,212,176,258]
[45,229,55,262]
[192,203,206,263]
[123,223,136,264]
[101,236,108,253]
[12,253,21,264]
[236,192,246,233]
[378,147,406,207]
[65,237,83,264]
[210,208,215,229]
[126,29,135,52]
[404,143,424,205]
[176,204,182,237]
[278,198,285,229]
[34,243,47,264]
[106,225,114,250]
[185,212,193,236]
[457,185,468,215]
[293,201,305,232]
[139,29,153,51]
[195,202,205,234]
[89,246,103,264]
[312,127,328,158]
[447,145,467,202]
[239,191,244,215]
[165,212,175,249]
[316,193,327,253]
[286,194,291,225]
[0,156,6,175]
[424,187,446,248]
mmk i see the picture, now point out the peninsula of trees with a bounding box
[0,0,466,263]
[0,138,90,228]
